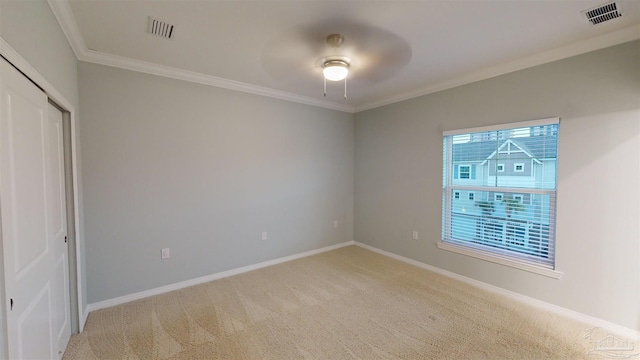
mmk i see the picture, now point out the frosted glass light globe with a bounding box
[323,61,349,81]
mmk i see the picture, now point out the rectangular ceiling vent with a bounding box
[148,17,174,39]
[582,2,622,25]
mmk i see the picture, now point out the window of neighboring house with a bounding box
[441,118,560,278]
[459,165,470,179]
[454,164,476,179]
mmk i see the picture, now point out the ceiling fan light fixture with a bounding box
[323,60,349,81]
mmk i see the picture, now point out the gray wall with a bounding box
[355,41,640,331]
[0,0,86,353]
[0,0,78,103]
[78,62,354,303]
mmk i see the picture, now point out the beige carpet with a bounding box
[63,246,630,359]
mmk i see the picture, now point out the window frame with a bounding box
[440,117,562,279]
[497,163,505,172]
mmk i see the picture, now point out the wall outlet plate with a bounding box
[412,231,418,240]
[262,232,267,241]
[161,248,170,259]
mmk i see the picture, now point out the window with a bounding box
[454,164,476,179]
[459,165,470,179]
[514,163,525,172]
[441,118,560,278]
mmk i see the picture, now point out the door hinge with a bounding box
[10,298,13,311]
[64,235,67,243]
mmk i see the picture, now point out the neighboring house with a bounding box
[449,126,557,259]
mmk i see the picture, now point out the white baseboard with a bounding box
[84,239,638,341]
[80,307,89,332]
[354,241,639,341]
[86,241,355,314]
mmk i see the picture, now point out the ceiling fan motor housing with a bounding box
[326,33,345,47]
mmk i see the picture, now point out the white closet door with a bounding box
[48,102,71,357]
[1,58,70,359]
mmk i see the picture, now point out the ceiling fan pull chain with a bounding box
[344,77,347,99]
[323,77,327,97]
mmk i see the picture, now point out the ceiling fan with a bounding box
[261,22,412,101]
[321,33,350,98]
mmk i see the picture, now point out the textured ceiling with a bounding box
[62,0,640,112]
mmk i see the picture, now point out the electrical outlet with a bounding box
[161,248,170,259]
[412,231,418,240]
[333,220,338,228]
[262,231,267,241]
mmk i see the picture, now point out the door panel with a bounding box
[48,107,66,239]
[17,285,53,360]
[8,91,49,279]
[1,58,71,359]
[53,253,70,353]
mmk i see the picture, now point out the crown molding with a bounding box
[80,49,355,113]
[47,0,86,60]
[46,0,355,113]
[48,0,638,115]
[355,24,640,112]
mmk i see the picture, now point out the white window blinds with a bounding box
[442,118,559,269]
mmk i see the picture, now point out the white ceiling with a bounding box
[55,0,639,112]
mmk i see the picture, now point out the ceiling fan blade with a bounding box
[261,20,412,85]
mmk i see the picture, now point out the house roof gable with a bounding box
[451,135,557,163]
[480,140,542,165]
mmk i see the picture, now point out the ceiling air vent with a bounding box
[583,2,622,25]
[148,17,174,39]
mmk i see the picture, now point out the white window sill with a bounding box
[437,242,563,279]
